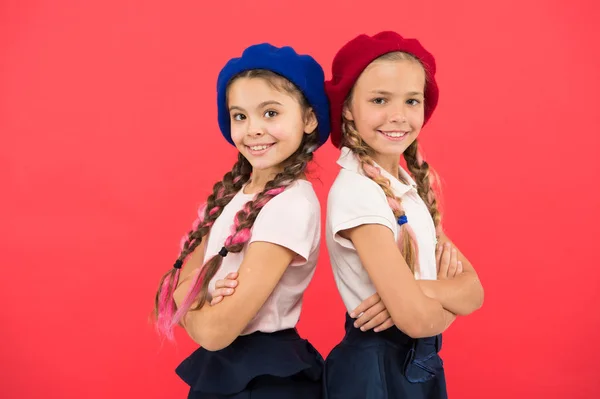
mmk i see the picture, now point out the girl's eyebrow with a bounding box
[368,90,424,97]
[229,101,283,112]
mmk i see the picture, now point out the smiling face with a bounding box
[227,73,317,174]
[344,53,426,164]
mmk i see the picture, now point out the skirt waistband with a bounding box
[176,328,323,395]
[341,313,442,355]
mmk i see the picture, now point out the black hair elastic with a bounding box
[173,259,183,269]
[218,247,229,257]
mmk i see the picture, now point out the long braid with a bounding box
[171,132,318,327]
[337,50,440,275]
[154,154,251,339]
[403,140,442,234]
[342,118,420,275]
[376,52,441,233]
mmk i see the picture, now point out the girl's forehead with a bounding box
[357,60,426,89]
[228,78,296,105]
[229,77,283,94]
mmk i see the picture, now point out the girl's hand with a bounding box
[350,293,394,333]
[436,242,463,279]
[209,272,239,305]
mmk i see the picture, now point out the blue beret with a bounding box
[217,43,330,148]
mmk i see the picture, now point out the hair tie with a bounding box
[173,259,183,269]
[397,215,408,226]
[218,247,229,257]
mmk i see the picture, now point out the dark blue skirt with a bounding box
[324,314,447,399]
[175,328,323,398]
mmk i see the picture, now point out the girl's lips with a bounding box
[246,143,275,155]
[378,130,409,141]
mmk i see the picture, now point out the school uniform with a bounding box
[324,147,447,399]
[176,180,324,399]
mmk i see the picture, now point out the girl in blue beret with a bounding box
[154,43,330,398]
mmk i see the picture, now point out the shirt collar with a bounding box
[337,146,417,197]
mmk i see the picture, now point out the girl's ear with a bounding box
[304,108,318,134]
[343,104,354,121]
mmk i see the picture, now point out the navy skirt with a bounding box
[175,328,323,398]
[324,314,447,399]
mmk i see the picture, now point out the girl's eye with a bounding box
[232,113,246,121]
[264,110,278,118]
[407,99,421,106]
[371,98,386,105]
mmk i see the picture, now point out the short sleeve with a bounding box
[249,190,318,266]
[328,172,396,250]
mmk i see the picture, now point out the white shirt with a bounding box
[326,147,438,314]
[204,180,321,334]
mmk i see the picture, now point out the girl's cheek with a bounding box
[267,124,291,140]
[230,127,245,144]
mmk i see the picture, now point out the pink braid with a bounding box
[170,266,210,328]
[172,185,290,325]
[156,203,208,339]
[362,162,421,276]
[155,268,181,341]
[154,154,251,340]
[165,131,316,338]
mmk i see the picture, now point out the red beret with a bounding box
[325,31,439,148]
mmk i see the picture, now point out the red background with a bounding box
[2,0,599,398]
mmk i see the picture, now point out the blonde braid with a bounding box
[403,140,442,234]
[342,118,419,274]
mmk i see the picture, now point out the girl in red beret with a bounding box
[323,31,484,398]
